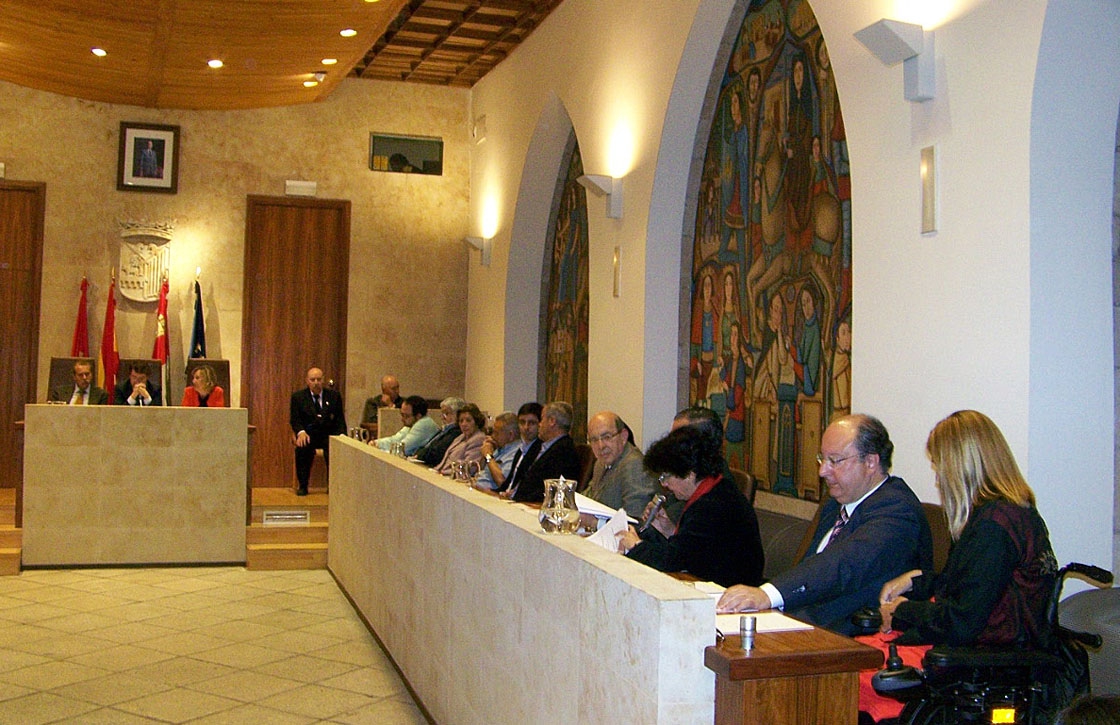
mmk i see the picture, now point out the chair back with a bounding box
[923,503,951,574]
[378,406,403,438]
[183,359,231,407]
[575,443,595,491]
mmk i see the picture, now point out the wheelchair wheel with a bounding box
[896,700,958,725]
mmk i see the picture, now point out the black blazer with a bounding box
[512,434,581,503]
[416,424,461,466]
[113,380,163,406]
[626,476,765,588]
[498,438,542,494]
[289,387,346,440]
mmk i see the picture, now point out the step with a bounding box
[246,523,328,545]
[0,548,20,576]
[0,509,13,526]
[246,543,328,570]
[0,527,21,549]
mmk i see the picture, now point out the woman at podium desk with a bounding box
[617,425,764,588]
[181,365,225,407]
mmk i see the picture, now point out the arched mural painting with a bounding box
[542,135,590,443]
[691,0,849,501]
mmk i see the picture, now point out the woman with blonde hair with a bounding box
[878,409,1058,647]
[181,364,225,407]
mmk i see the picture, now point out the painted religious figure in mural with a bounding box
[691,0,851,500]
[543,138,590,443]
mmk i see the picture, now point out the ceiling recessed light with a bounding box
[91,48,107,57]
[207,59,224,69]
[303,80,319,88]
[321,58,338,65]
[339,28,357,37]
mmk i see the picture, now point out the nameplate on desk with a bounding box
[263,510,311,526]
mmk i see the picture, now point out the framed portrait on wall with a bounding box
[117,122,180,193]
[369,133,443,175]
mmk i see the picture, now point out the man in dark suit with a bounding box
[290,366,346,495]
[113,362,162,406]
[497,402,543,497]
[415,397,464,466]
[49,360,108,405]
[506,401,581,504]
[717,414,932,634]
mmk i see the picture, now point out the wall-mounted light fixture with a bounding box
[577,174,623,219]
[853,19,935,102]
[463,236,492,267]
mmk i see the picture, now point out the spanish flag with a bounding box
[152,275,170,404]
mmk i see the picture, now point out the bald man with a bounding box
[290,367,346,495]
[584,411,657,519]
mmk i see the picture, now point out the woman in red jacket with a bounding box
[181,364,225,407]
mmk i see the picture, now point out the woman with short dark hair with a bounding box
[617,425,763,587]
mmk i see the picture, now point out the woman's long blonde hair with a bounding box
[926,410,1035,539]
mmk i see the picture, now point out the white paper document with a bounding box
[575,492,637,523]
[586,508,630,551]
[716,610,814,633]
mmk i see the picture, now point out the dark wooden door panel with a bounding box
[243,195,350,488]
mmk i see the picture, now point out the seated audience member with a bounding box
[289,366,346,496]
[474,412,520,491]
[860,410,1060,721]
[114,362,163,406]
[49,360,107,405]
[374,395,438,456]
[880,410,1058,642]
[181,364,225,407]
[584,410,657,519]
[497,402,543,498]
[506,401,581,503]
[664,406,737,522]
[361,374,402,425]
[415,397,465,466]
[436,403,487,475]
[718,414,932,635]
[617,425,764,587]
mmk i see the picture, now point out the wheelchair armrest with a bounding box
[923,645,1061,670]
[850,606,882,634]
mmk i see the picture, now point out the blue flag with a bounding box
[189,280,207,358]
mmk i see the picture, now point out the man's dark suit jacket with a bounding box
[113,380,163,406]
[511,434,581,503]
[769,475,932,635]
[416,424,460,466]
[497,439,542,495]
[49,385,108,405]
[289,387,346,441]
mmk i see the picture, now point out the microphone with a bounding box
[638,494,668,533]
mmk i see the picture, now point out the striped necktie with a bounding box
[825,507,849,548]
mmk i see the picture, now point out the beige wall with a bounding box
[0,77,471,425]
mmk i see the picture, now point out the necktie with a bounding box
[502,448,524,493]
[315,394,322,411]
[825,507,849,548]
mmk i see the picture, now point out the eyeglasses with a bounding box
[816,452,860,467]
[587,430,620,445]
[658,473,672,484]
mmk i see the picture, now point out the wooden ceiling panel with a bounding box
[0,0,564,107]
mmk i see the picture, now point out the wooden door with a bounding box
[242,195,350,488]
[0,181,45,525]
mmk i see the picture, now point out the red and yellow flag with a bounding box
[152,275,170,403]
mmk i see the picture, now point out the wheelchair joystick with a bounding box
[871,644,924,698]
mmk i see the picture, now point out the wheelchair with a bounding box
[862,562,1113,725]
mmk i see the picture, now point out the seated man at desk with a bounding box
[49,360,108,405]
[505,401,581,503]
[717,414,931,635]
[361,374,402,426]
[584,410,657,519]
[497,402,543,497]
[474,411,520,491]
[373,395,438,456]
[114,362,162,406]
[414,397,465,466]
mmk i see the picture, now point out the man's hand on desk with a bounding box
[716,585,772,613]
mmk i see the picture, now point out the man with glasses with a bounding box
[717,413,931,634]
[584,411,657,519]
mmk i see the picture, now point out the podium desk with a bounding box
[22,404,248,566]
[329,437,714,724]
[705,627,883,725]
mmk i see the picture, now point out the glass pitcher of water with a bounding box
[539,476,580,533]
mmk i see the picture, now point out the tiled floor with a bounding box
[0,567,429,724]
